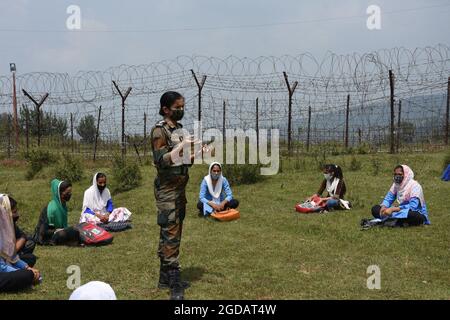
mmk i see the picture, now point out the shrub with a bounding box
[345,147,355,155]
[349,156,362,172]
[370,156,382,176]
[25,149,58,180]
[356,143,370,155]
[54,153,84,182]
[222,163,263,185]
[111,155,142,193]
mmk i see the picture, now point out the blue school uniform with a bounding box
[199,177,233,216]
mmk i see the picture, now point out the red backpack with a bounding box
[295,195,327,214]
[76,223,114,246]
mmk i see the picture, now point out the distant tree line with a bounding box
[0,106,98,144]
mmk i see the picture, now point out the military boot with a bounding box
[158,265,190,290]
[168,268,190,300]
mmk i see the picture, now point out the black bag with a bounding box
[360,218,399,230]
[97,221,132,232]
[22,238,36,254]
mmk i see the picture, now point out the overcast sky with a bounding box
[0,0,449,75]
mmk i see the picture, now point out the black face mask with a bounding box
[97,185,106,193]
[170,108,184,121]
[394,175,404,184]
[62,193,72,202]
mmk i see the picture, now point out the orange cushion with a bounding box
[211,209,240,221]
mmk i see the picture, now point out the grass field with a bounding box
[0,150,449,300]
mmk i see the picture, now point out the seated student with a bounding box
[8,197,37,267]
[371,164,430,227]
[197,162,239,216]
[0,194,41,292]
[34,179,80,246]
[80,172,131,225]
[308,164,348,211]
[69,281,117,300]
[0,269,37,293]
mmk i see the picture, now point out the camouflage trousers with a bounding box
[154,174,188,269]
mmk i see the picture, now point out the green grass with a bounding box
[0,151,449,300]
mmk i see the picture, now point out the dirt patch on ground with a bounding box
[0,159,27,167]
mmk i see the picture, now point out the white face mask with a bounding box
[324,173,332,181]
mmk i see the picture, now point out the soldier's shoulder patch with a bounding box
[155,120,166,127]
[151,126,165,139]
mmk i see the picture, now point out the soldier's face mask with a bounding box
[170,108,184,121]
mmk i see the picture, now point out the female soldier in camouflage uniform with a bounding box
[150,91,201,300]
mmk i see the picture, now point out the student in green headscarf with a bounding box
[33,179,80,246]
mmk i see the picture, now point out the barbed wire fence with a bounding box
[0,44,449,161]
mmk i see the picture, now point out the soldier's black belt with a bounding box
[157,166,189,176]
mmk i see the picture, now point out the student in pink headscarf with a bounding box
[1,194,41,292]
[371,164,430,227]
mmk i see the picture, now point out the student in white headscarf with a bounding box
[80,173,131,225]
[197,162,239,217]
[69,281,117,300]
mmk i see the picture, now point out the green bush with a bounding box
[345,147,355,155]
[349,156,362,171]
[54,153,84,182]
[111,155,142,193]
[356,143,370,155]
[370,156,382,176]
[222,163,263,185]
[25,149,58,180]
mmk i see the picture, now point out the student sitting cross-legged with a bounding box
[1,194,41,292]
[197,162,239,217]
[34,179,80,246]
[79,172,132,228]
[370,164,430,227]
